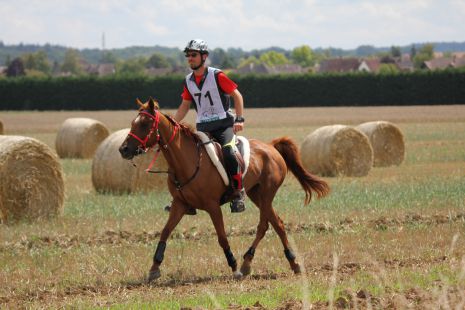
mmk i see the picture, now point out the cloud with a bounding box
[0,0,463,50]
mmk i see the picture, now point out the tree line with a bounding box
[0,42,454,78]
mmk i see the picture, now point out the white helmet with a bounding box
[184,39,209,54]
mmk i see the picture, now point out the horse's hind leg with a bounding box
[207,205,241,278]
[267,207,301,274]
[148,200,186,283]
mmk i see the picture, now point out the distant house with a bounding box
[235,63,303,75]
[358,59,381,73]
[317,58,360,73]
[145,67,172,76]
[236,63,273,74]
[0,66,6,76]
[453,56,465,68]
[422,57,454,70]
[272,64,304,74]
[86,63,116,76]
[395,59,414,72]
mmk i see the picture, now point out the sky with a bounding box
[1,0,464,51]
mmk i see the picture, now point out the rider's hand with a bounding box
[233,122,244,133]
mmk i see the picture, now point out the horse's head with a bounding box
[119,97,160,160]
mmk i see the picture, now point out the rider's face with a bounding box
[186,51,202,69]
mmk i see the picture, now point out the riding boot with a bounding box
[230,173,246,213]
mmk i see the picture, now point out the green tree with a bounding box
[237,56,261,69]
[210,48,235,68]
[6,58,26,77]
[146,52,170,68]
[61,49,83,75]
[390,46,401,58]
[259,51,289,66]
[291,45,315,67]
[22,51,51,74]
[410,45,417,59]
[116,58,146,76]
[100,51,118,64]
[413,44,435,69]
[378,63,399,74]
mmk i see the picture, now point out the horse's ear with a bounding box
[148,97,160,111]
[136,98,144,108]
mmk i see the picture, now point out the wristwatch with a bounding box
[235,116,245,123]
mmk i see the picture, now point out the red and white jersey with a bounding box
[184,67,234,124]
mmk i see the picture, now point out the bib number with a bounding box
[194,91,214,107]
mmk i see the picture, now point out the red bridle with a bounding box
[128,110,178,172]
[128,110,161,152]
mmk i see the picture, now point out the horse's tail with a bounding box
[271,136,330,205]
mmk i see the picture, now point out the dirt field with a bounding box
[1,105,465,309]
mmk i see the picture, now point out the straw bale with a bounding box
[92,129,168,194]
[356,121,405,167]
[55,118,110,158]
[0,136,64,222]
[301,125,373,177]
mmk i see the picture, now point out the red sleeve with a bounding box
[181,85,193,101]
[217,72,237,94]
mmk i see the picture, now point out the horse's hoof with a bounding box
[233,270,243,279]
[240,264,251,276]
[147,269,161,283]
[293,264,302,274]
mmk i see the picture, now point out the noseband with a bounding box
[128,110,161,152]
[127,109,179,173]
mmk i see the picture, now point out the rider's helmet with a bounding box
[184,39,209,55]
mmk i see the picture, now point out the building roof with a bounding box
[423,57,454,70]
[318,58,361,73]
[359,59,381,73]
[86,63,116,76]
[453,56,465,68]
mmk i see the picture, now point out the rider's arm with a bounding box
[174,99,191,122]
[230,89,244,118]
[230,89,244,133]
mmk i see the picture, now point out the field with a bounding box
[1,105,465,309]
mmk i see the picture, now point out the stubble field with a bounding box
[1,105,465,309]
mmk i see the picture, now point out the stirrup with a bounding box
[230,189,246,213]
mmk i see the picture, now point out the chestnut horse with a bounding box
[119,98,330,282]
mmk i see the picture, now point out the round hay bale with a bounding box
[55,118,110,158]
[301,125,373,177]
[356,121,405,167]
[0,136,64,222]
[92,129,168,194]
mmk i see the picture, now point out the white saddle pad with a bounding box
[195,131,250,186]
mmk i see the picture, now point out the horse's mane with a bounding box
[164,113,196,136]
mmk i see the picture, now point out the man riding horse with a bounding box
[173,39,246,213]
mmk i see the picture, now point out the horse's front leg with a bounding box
[148,199,186,283]
[207,205,242,278]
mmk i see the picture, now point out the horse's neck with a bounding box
[158,116,198,179]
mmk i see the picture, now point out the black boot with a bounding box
[230,189,246,213]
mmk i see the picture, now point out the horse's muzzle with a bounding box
[119,144,135,160]
[119,143,146,160]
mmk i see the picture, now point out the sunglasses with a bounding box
[185,52,199,58]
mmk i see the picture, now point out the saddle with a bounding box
[195,131,250,203]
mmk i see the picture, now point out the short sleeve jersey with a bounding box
[181,70,237,101]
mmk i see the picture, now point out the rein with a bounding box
[128,109,202,191]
